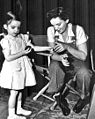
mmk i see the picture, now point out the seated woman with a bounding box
[46,7,92,116]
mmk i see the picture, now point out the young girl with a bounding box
[0,11,51,119]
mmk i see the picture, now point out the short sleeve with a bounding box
[0,38,10,56]
[76,25,88,46]
[47,26,55,43]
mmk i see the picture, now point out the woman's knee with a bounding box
[78,67,89,75]
[76,67,91,82]
[49,61,60,70]
[50,61,60,67]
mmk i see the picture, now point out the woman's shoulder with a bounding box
[47,26,55,38]
[47,26,55,33]
[69,23,84,31]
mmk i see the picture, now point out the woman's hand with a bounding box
[60,54,70,66]
[54,42,68,53]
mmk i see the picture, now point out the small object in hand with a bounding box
[25,46,31,50]
[50,48,54,54]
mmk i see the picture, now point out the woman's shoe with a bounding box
[55,93,70,116]
[59,99,70,116]
[73,96,90,113]
[54,94,70,116]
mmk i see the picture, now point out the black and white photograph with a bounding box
[0,0,95,119]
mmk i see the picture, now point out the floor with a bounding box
[0,88,89,119]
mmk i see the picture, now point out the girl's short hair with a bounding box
[2,11,21,34]
[47,7,69,21]
[5,11,20,25]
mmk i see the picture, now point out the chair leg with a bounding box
[50,101,57,110]
[33,82,50,101]
[62,79,73,95]
[62,79,81,98]
[41,94,55,101]
[66,83,81,97]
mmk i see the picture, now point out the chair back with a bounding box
[30,34,49,67]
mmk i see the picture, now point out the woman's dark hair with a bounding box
[47,7,69,21]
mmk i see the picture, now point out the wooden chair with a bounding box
[29,34,56,104]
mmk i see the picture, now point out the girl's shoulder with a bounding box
[0,35,10,49]
[1,35,13,42]
[1,35,9,43]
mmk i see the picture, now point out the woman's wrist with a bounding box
[66,45,70,52]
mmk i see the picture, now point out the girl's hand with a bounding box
[47,47,53,51]
[50,48,54,54]
[60,54,70,66]
[25,46,31,50]
[23,46,32,55]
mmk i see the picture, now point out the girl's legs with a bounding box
[8,90,18,117]
[16,91,32,116]
[8,90,26,119]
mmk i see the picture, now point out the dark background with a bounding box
[0,0,95,93]
[0,0,95,70]
[0,0,95,47]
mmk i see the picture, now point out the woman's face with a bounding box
[50,17,67,34]
[6,19,21,37]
